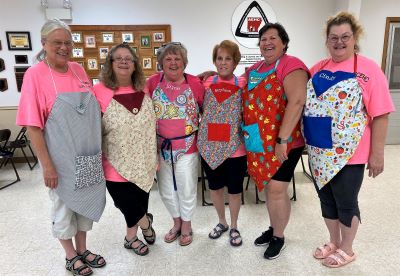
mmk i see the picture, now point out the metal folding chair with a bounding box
[0,129,21,190]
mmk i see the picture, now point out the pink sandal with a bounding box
[313,242,338,259]
[322,249,356,268]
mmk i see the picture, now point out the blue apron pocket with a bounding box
[303,116,333,148]
[241,123,265,153]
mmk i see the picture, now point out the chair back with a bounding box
[9,127,29,148]
[0,129,12,150]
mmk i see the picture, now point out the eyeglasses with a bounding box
[112,57,134,63]
[47,40,74,48]
[327,33,353,44]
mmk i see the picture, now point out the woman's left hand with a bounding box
[275,143,288,163]
[367,152,384,178]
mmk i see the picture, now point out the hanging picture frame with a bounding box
[6,31,32,50]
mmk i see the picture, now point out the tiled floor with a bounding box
[1,145,399,276]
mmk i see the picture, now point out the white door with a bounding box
[384,20,400,144]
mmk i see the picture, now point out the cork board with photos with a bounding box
[69,25,171,84]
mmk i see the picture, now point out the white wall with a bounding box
[0,0,334,108]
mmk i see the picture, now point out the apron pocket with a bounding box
[241,123,265,153]
[303,116,332,148]
[208,123,230,142]
[74,151,105,190]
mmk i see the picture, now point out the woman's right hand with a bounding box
[43,163,58,189]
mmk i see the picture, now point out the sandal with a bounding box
[208,223,229,239]
[322,249,356,268]
[164,228,181,243]
[65,255,93,276]
[229,228,243,247]
[124,236,149,256]
[179,231,193,246]
[313,242,338,259]
[141,213,156,245]
[79,250,106,268]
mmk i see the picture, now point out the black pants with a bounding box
[314,164,365,227]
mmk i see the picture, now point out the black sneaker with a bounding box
[264,236,286,260]
[254,226,273,246]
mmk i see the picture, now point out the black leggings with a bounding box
[314,164,365,227]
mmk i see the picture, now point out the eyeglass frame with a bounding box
[111,56,135,63]
[46,39,74,48]
[327,33,353,44]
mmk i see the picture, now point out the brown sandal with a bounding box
[141,213,156,245]
[124,236,149,256]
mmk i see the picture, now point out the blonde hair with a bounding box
[325,11,364,52]
[35,19,72,62]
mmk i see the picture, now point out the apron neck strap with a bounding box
[212,75,238,86]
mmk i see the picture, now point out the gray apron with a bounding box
[44,65,106,222]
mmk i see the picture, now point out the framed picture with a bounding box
[72,47,84,58]
[15,55,28,64]
[153,32,165,42]
[100,63,105,70]
[102,33,114,43]
[87,58,98,70]
[153,47,160,56]
[131,46,138,54]
[122,33,134,43]
[71,32,82,43]
[6,31,32,50]
[84,35,96,48]
[140,35,151,48]
[92,78,100,85]
[142,57,152,69]
[99,47,109,59]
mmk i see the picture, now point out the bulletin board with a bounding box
[69,24,171,83]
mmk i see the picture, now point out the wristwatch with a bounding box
[276,137,289,144]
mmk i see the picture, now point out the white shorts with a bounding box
[157,153,198,221]
[49,189,93,239]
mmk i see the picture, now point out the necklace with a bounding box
[45,58,69,73]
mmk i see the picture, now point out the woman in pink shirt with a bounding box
[16,19,106,276]
[197,40,247,247]
[94,43,157,256]
[304,12,395,268]
[146,43,205,246]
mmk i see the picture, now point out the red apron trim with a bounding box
[207,123,230,142]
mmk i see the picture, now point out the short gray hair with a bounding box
[156,43,188,70]
[35,19,72,62]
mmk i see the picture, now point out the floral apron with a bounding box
[152,74,199,190]
[303,54,367,189]
[44,66,106,222]
[198,75,243,169]
[242,60,301,191]
[102,92,157,192]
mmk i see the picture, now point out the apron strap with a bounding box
[157,131,197,191]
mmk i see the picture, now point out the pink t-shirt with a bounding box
[310,54,395,164]
[16,61,92,129]
[245,54,309,148]
[203,75,247,157]
[93,83,138,182]
[145,72,205,154]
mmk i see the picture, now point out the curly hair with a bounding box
[156,42,188,70]
[325,11,364,52]
[258,22,290,52]
[100,43,145,91]
[212,40,241,65]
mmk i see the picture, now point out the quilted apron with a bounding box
[44,67,106,222]
[102,91,157,192]
[152,76,199,190]
[303,54,367,189]
[198,75,243,169]
[242,60,301,191]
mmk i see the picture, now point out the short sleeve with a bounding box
[16,68,46,129]
[360,62,395,118]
